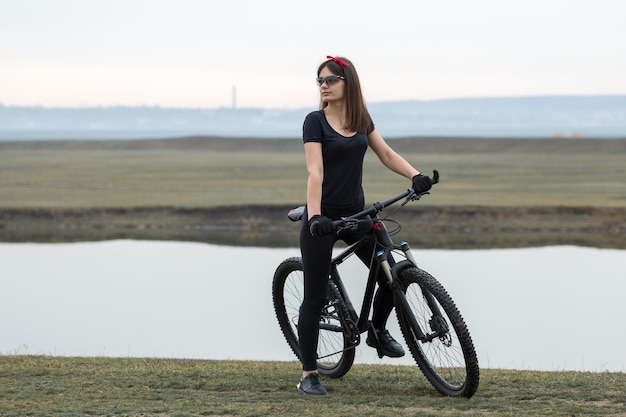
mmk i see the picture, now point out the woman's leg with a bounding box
[298,213,335,372]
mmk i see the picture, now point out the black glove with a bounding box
[309,215,334,236]
[412,173,432,194]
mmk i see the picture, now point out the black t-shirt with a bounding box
[302,110,370,211]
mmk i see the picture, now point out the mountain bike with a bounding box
[272,170,480,398]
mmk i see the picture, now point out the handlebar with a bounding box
[310,169,439,237]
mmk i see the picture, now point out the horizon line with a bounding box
[2,94,626,111]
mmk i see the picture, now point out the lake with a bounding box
[1,241,625,372]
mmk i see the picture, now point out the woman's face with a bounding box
[318,66,345,104]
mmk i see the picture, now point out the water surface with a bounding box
[1,241,624,372]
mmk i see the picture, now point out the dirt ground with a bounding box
[1,204,624,249]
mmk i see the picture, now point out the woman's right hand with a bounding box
[309,215,334,236]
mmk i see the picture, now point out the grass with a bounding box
[1,136,625,208]
[1,356,625,416]
[1,136,625,247]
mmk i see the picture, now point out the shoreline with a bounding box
[2,204,624,249]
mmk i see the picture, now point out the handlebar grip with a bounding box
[309,221,320,236]
[309,219,341,236]
[432,169,440,184]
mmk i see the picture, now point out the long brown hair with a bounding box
[317,57,374,134]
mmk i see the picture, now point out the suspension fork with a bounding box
[370,218,428,341]
[375,250,427,341]
[401,240,446,317]
[398,241,445,319]
[376,242,446,342]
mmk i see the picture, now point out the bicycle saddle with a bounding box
[288,206,305,222]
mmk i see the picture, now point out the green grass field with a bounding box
[1,136,625,208]
[1,356,625,417]
[2,135,624,247]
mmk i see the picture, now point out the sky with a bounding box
[1,0,625,109]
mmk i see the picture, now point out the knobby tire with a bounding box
[395,265,480,398]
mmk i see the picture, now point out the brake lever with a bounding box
[403,189,430,205]
[402,189,416,206]
[336,218,361,233]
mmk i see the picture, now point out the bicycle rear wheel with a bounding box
[272,257,355,378]
[395,264,480,398]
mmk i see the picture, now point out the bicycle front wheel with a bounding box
[272,257,355,378]
[396,265,480,398]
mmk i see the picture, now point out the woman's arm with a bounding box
[367,129,419,179]
[304,142,324,220]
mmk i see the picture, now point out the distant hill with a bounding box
[1,95,625,140]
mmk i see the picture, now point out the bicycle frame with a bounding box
[330,217,420,339]
[328,214,445,345]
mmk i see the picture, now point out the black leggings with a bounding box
[298,206,395,372]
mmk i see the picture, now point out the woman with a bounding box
[297,56,433,395]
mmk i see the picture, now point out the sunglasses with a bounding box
[315,75,345,86]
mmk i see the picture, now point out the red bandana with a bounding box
[326,55,349,67]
